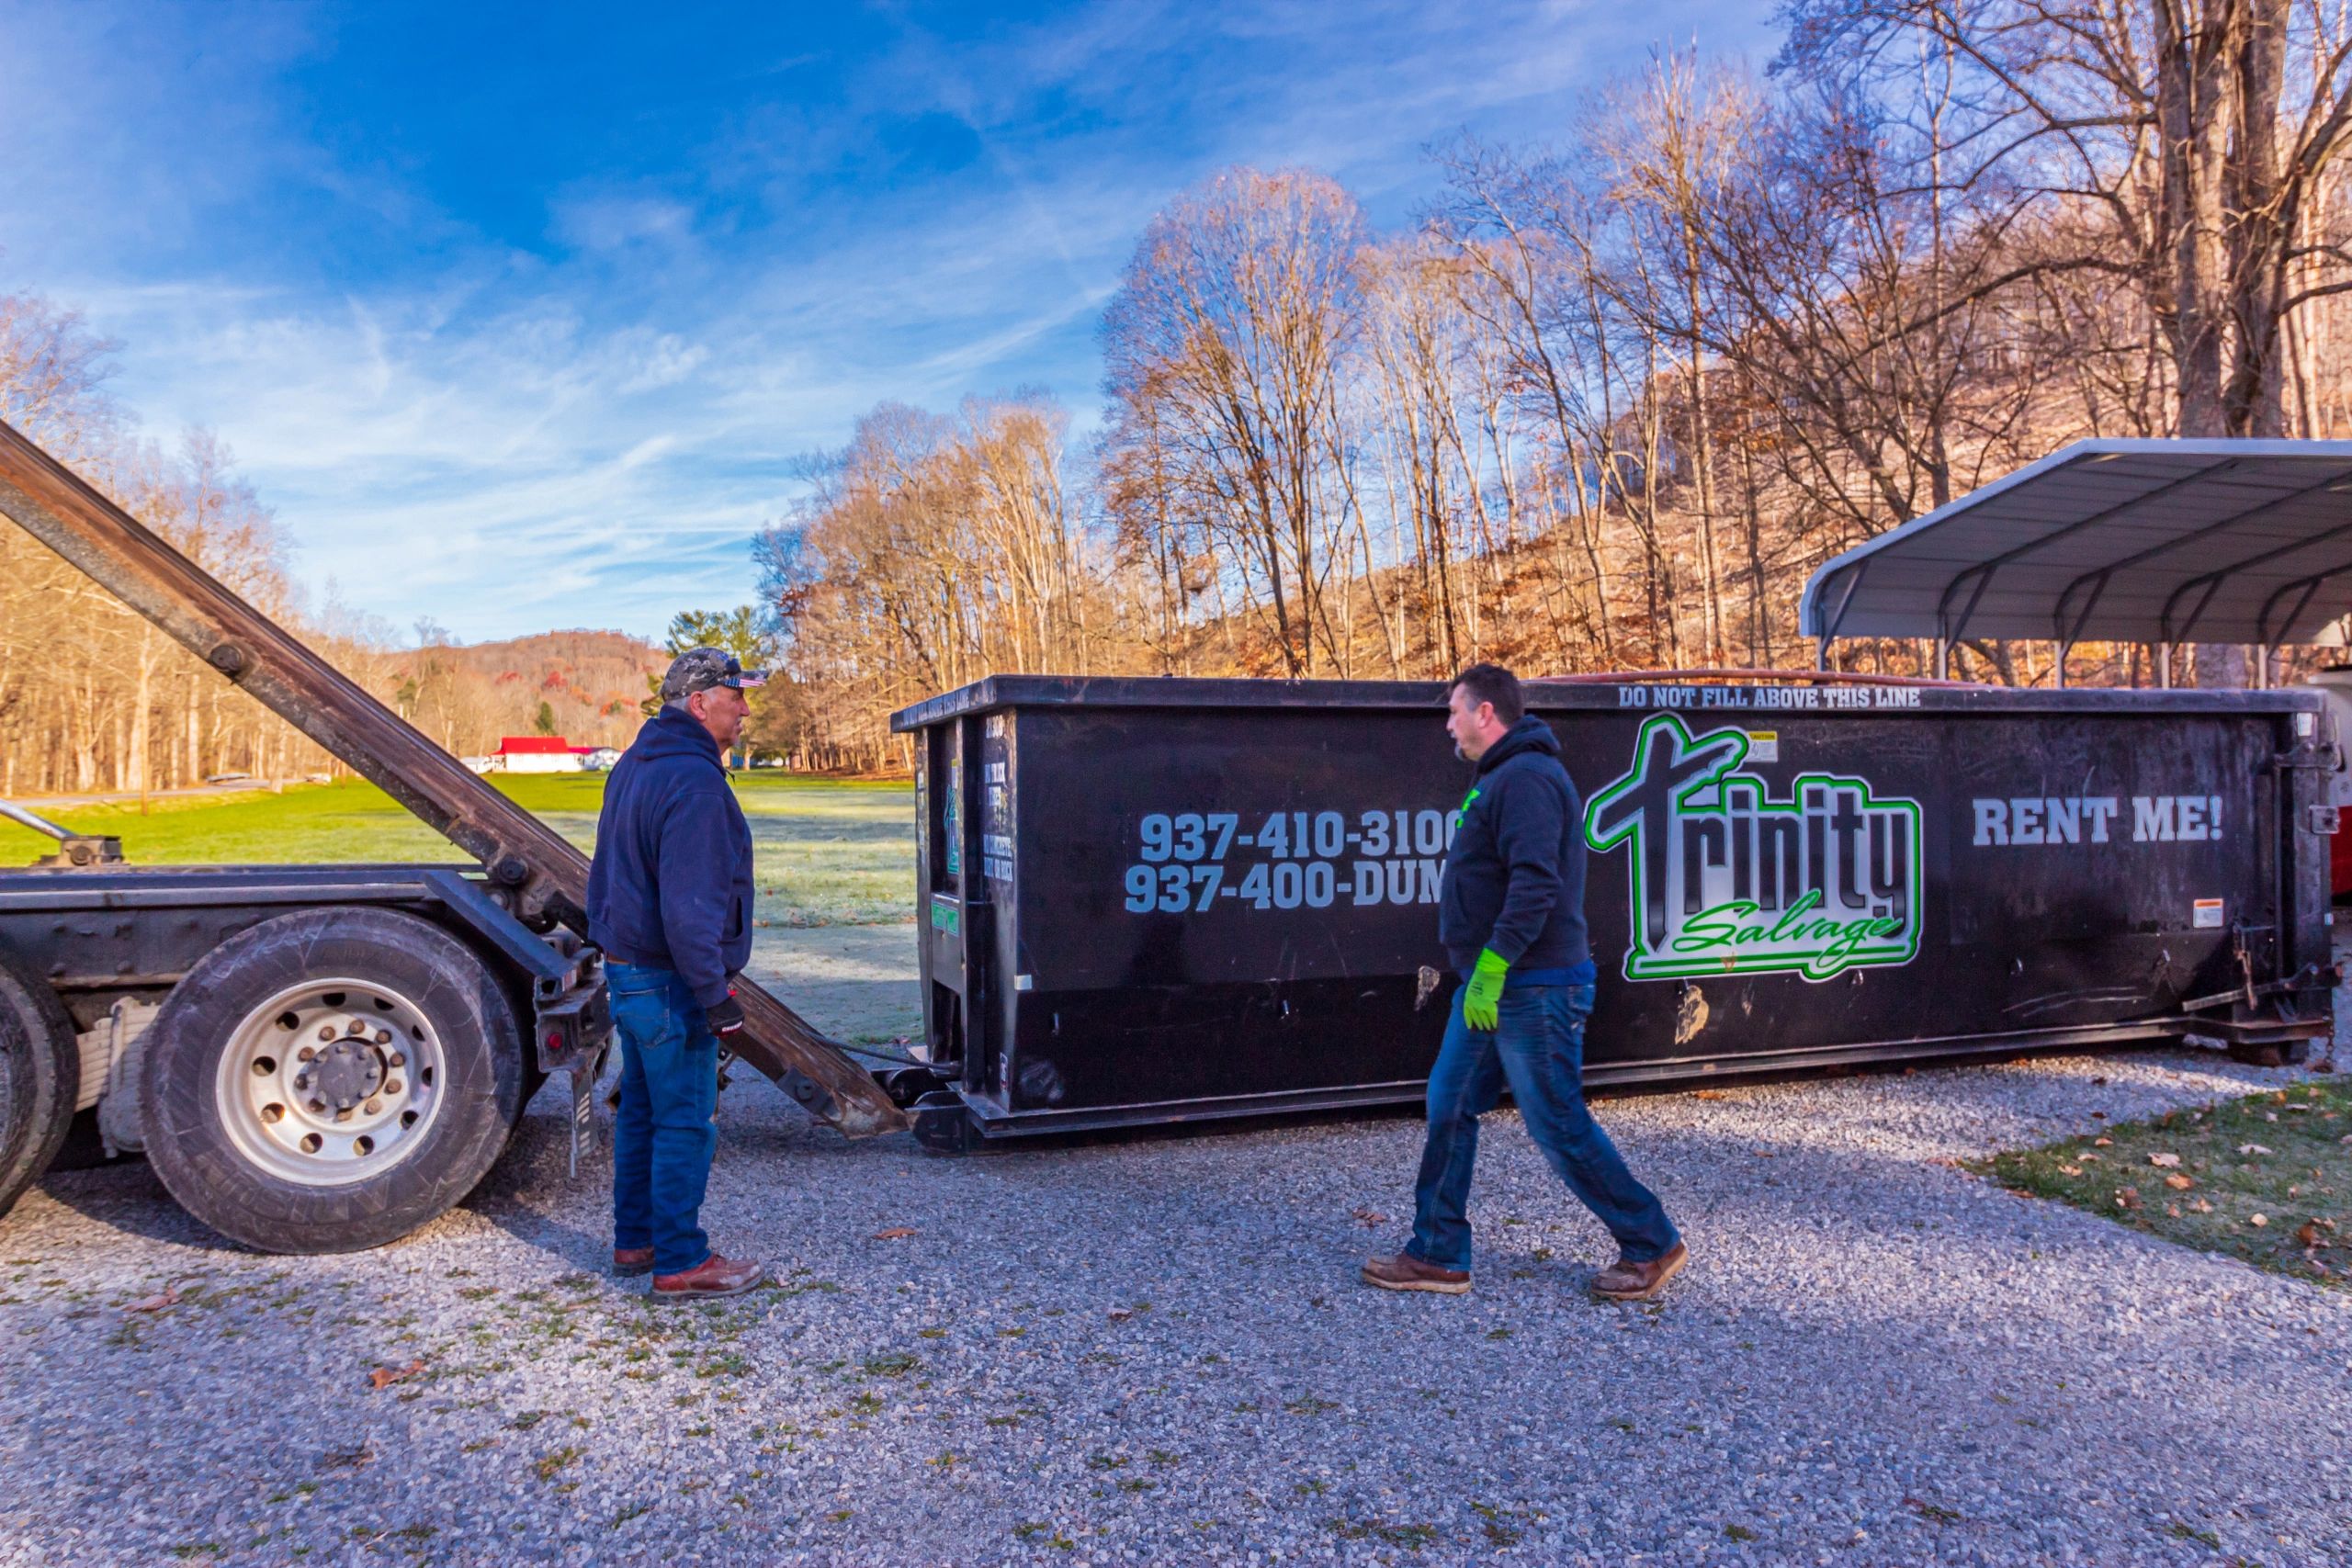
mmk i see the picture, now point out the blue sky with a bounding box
[1,0,1779,643]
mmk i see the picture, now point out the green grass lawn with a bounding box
[1973,1077,2351,1290]
[0,773,918,929]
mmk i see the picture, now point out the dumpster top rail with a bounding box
[890,672,2324,730]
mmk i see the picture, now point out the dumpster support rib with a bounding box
[0,416,906,1137]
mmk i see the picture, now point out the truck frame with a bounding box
[0,419,908,1252]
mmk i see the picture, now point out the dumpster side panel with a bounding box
[970,690,2320,1123]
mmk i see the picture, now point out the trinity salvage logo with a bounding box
[1582,713,1924,983]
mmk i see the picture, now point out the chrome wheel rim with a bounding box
[214,976,447,1188]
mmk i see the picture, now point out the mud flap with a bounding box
[569,1043,612,1179]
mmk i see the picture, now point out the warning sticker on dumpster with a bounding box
[1584,712,1923,984]
[2193,897,2225,929]
[1745,730,1779,763]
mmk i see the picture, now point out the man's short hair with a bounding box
[1449,662,1524,726]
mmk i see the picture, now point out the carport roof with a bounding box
[1798,439,2352,648]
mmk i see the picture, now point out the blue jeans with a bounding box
[608,962,719,1276]
[1408,982,1679,1271]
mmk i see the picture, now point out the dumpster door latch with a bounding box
[2307,805,2341,836]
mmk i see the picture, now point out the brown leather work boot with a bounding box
[1590,1241,1688,1302]
[652,1253,765,1301]
[612,1247,654,1277]
[1360,1251,1471,1295]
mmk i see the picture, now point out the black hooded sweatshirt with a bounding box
[1437,713,1591,980]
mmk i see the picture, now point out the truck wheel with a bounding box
[141,908,523,1254]
[0,953,78,1222]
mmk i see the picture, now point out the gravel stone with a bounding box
[2,1022,2346,1564]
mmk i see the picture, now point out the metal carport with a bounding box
[1798,439,2352,684]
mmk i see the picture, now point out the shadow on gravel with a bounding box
[28,1156,234,1253]
[459,1096,625,1274]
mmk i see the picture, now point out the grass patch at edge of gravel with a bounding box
[1970,1076,2351,1289]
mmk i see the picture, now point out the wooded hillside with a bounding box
[765,3,2352,769]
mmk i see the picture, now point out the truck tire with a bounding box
[140,907,523,1254]
[0,953,78,1222]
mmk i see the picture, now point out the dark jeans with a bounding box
[608,961,719,1276]
[1408,981,1679,1271]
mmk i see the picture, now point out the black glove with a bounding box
[705,993,746,1035]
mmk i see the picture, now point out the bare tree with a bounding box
[1102,168,1367,675]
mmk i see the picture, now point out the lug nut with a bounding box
[363,1098,382,1116]
[385,1078,402,1096]
[346,1020,367,1037]
[375,1029,392,1045]
[390,1052,406,1068]
[297,1045,316,1062]
[294,1073,311,1090]
[315,1026,335,1041]
[307,1099,326,1114]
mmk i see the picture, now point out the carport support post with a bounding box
[2157,643,2174,688]
[2053,641,2069,689]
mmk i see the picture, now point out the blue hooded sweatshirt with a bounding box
[585,706,754,1009]
[1437,713,1591,981]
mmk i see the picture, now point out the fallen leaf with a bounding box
[2147,1153,2181,1168]
[2093,1136,2113,1146]
[318,1442,376,1470]
[1350,1208,1387,1226]
[367,1360,424,1391]
[1693,1089,1727,1100]
[2284,1104,2313,1114]
[125,1287,181,1314]
[2191,1199,2215,1213]
[1106,1308,1134,1323]
[871,1227,917,1241]
[2165,1174,2195,1190]
[1752,1147,1776,1158]
[2249,1213,2270,1228]
[2299,1220,2324,1248]
[2166,1204,2182,1218]
[2078,1152,2102,1163]
[2240,1144,2274,1156]
[2115,1188,2142,1211]
[2058,1165,2083,1177]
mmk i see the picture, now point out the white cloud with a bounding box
[2,0,1780,641]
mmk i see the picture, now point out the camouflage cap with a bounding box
[661,647,769,702]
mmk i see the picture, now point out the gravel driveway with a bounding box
[4,1042,2347,1566]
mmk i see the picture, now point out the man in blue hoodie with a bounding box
[587,647,766,1301]
[1363,663,1686,1302]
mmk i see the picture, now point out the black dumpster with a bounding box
[888,676,2338,1148]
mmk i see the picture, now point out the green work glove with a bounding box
[1462,948,1509,1032]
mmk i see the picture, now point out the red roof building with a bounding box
[491,735,583,773]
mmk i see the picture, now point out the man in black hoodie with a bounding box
[586,648,766,1301]
[1363,663,1686,1302]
